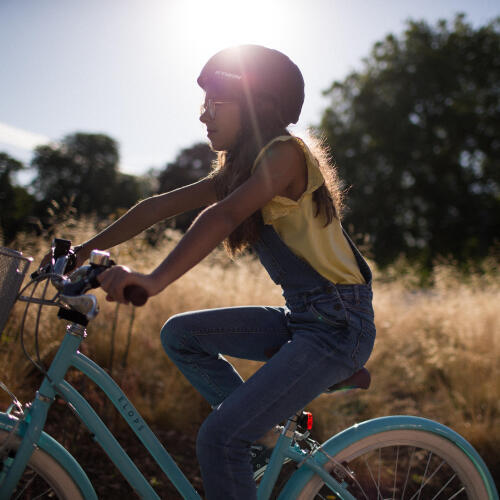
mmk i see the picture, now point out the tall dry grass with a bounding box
[1,223,499,480]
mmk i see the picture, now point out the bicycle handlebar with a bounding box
[35,238,149,307]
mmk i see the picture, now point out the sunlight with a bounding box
[170,0,297,63]
[152,0,306,137]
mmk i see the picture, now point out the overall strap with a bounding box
[254,223,372,291]
[341,227,373,286]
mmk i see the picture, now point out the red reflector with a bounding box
[305,411,313,430]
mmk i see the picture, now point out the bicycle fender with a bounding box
[277,415,499,500]
[0,412,98,500]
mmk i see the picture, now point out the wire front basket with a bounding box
[0,248,32,339]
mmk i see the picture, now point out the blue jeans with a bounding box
[161,284,375,499]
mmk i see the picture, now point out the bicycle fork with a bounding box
[0,323,84,499]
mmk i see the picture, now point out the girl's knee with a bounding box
[160,314,186,356]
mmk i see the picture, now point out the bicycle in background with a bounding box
[0,241,498,499]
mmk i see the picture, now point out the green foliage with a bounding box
[31,133,144,219]
[2,133,211,243]
[319,14,500,266]
[0,152,36,244]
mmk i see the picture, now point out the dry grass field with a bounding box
[1,223,499,491]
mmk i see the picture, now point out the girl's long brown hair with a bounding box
[208,94,345,257]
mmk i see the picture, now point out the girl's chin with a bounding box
[208,139,227,152]
[208,140,221,152]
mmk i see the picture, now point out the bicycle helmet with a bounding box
[197,44,305,126]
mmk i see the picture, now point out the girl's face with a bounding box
[200,91,242,152]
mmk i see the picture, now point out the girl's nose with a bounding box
[199,106,210,124]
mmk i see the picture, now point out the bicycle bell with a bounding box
[89,250,111,267]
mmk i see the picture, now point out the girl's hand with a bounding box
[97,266,157,304]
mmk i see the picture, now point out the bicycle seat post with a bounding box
[283,412,301,437]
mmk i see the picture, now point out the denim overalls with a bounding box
[161,224,376,500]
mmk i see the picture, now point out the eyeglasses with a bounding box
[200,99,235,120]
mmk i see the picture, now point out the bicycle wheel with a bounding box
[296,429,491,499]
[0,430,84,499]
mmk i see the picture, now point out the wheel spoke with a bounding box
[13,470,37,500]
[363,456,384,500]
[401,446,416,499]
[431,473,457,500]
[377,447,381,497]
[408,451,433,500]
[32,487,55,499]
[411,458,447,500]
[447,486,466,500]
[392,445,399,500]
[11,464,62,499]
[339,462,370,500]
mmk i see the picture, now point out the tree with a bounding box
[0,153,36,243]
[157,142,216,231]
[31,133,144,218]
[318,14,500,266]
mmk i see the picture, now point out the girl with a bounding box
[73,45,376,499]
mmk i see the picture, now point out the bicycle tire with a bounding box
[0,430,84,499]
[295,429,491,499]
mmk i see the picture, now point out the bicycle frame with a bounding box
[1,318,354,499]
[1,320,200,499]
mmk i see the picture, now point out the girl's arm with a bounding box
[98,141,306,303]
[76,177,217,262]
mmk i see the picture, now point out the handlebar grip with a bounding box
[123,285,148,306]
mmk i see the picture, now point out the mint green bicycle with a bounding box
[0,242,498,499]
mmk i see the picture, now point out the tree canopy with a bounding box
[0,153,36,243]
[31,133,144,218]
[4,14,499,266]
[319,14,500,266]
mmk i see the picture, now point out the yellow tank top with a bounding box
[252,135,365,285]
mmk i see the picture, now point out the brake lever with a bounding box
[62,264,110,297]
[59,294,99,319]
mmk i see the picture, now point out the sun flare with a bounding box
[171,0,296,62]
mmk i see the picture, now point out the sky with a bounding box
[1,0,499,181]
